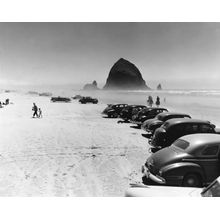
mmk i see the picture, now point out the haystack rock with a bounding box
[103,58,150,90]
[83,80,99,90]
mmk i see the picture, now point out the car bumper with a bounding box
[141,165,166,185]
[130,120,142,125]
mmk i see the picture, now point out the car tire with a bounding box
[182,173,202,187]
[112,113,118,118]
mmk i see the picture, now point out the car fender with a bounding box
[107,110,115,114]
[214,128,220,134]
[160,162,204,179]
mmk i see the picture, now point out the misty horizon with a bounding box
[0,23,220,90]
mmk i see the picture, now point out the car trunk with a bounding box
[146,147,186,174]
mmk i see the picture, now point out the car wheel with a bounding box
[112,113,118,118]
[182,173,202,187]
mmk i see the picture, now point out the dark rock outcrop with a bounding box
[83,80,99,90]
[103,58,150,90]
[157,84,162,90]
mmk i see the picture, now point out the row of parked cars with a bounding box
[102,103,220,197]
[50,95,98,104]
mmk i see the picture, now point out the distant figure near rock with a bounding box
[83,80,99,90]
[157,84,162,90]
[103,58,150,90]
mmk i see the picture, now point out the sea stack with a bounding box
[83,80,99,90]
[103,58,150,90]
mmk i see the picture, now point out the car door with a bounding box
[198,144,220,184]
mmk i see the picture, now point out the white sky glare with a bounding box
[0,22,220,89]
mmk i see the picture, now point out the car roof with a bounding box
[178,134,220,149]
[164,118,211,127]
[141,107,168,112]
[157,112,190,117]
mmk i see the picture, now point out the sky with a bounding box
[0,22,220,89]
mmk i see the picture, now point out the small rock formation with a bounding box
[83,80,99,90]
[103,58,150,90]
[157,84,162,90]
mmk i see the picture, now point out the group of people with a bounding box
[0,98,10,108]
[147,96,161,107]
[32,103,42,118]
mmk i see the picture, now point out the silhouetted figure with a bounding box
[32,103,38,118]
[5,99,9,105]
[156,96,160,107]
[164,97,166,103]
[147,96,153,107]
[38,108,42,118]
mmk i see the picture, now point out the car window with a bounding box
[161,121,169,129]
[173,139,190,150]
[199,124,214,133]
[202,145,219,156]
[201,180,220,197]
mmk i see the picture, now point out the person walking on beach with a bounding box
[147,95,153,107]
[156,96,160,107]
[32,103,38,118]
[38,108,42,118]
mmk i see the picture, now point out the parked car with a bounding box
[142,133,220,187]
[141,112,191,138]
[125,176,220,197]
[120,105,146,122]
[149,118,220,153]
[131,107,168,127]
[51,96,71,102]
[102,104,128,118]
[79,96,98,104]
[72,95,83,99]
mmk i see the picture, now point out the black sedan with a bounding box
[131,107,168,127]
[102,104,128,118]
[142,133,220,187]
[141,112,191,138]
[79,96,98,104]
[120,105,146,122]
[51,96,71,102]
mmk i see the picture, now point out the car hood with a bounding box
[125,184,202,197]
[143,119,163,129]
[102,107,113,114]
[146,147,188,172]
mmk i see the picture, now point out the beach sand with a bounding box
[0,90,220,196]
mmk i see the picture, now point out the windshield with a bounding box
[161,121,169,129]
[172,139,190,150]
[201,180,220,197]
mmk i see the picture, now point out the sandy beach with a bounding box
[0,90,220,196]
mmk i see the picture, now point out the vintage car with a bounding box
[125,176,220,197]
[119,105,146,122]
[102,104,128,118]
[141,112,191,138]
[72,95,83,100]
[149,118,220,153]
[50,96,71,102]
[131,107,168,127]
[79,96,98,104]
[142,133,220,187]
